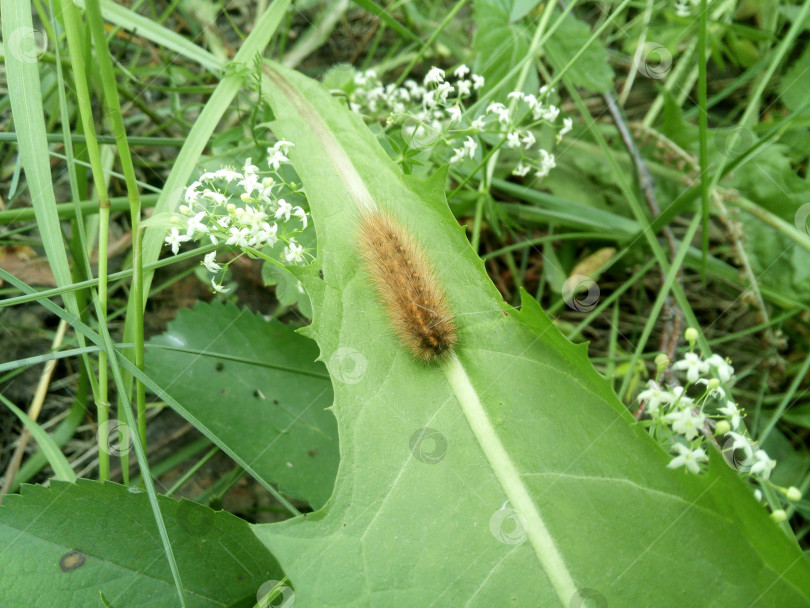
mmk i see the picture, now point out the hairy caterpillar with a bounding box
[358,209,457,362]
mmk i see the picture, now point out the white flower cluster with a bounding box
[673,0,708,17]
[637,328,802,518]
[348,65,571,180]
[164,142,309,293]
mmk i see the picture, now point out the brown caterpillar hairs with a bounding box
[358,209,457,362]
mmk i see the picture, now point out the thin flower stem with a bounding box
[59,0,113,481]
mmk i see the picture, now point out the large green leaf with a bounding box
[472,0,535,94]
[0,480,281,607]
[146,301,338,508]
[251,62,810,606]
[544,9,614,93]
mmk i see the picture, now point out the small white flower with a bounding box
[293,206,308,229]
[521,131,536,150]
[726,430,751,452]
[462,136,477,158]
[184,182,201,204]
[202,252,221,273]
[506,131,521,148]
[544,104,560,122]
[669,386,695,408]
[522,93,538,109]
[507,91,523,101]
[534,149,556,179]
[749,449,776,480]
[186,212,209,238]
[273,140,295,155]
[457,79,471,96]
[284,239,305,264]
[165,228,190,255]
[512,161,531,177]
[436,81,453,103]
[665,408,706,440]
[422,90,437,108]
[211,278,230,294]
[214,168,242,182]
[472,74,485,89]
[667,443,707,474]
[696,378,725,400]
[706,353,734,382]
[674,0,692,17]
[637,381,674,416]
[718,401,742,430]
[559,117,573,137]
[424,66,445,85]
[254,221,279,247]
[202,189,228,206]
[238,172,261,196]
[486,102,510,125]
[446,105,462,124]
[470,117,486,131]
[243,157,259,174]
[267,148,289,170]
[453,64,470,79]
[673,352,709,383]
[275,198,293,222]
[225,226,250,248]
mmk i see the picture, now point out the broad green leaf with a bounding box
[146,302,338,508]
[779,42,810,114]
[0,480,281,607]
[472,0,537,95]
[544,9,614,93]
[251,62,810,606]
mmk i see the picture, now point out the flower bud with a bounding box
[655,353,670,371]
[708,378,720,391]
[714,420,730,436]
[226,203,236,213]
[785,486,802,502]
[685,327,699,345]
[770,509,787,523]
[179,205,189,214]
[240,193,250,203]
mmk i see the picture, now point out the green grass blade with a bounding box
[0,395,76,483]
[1,0,77,316]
